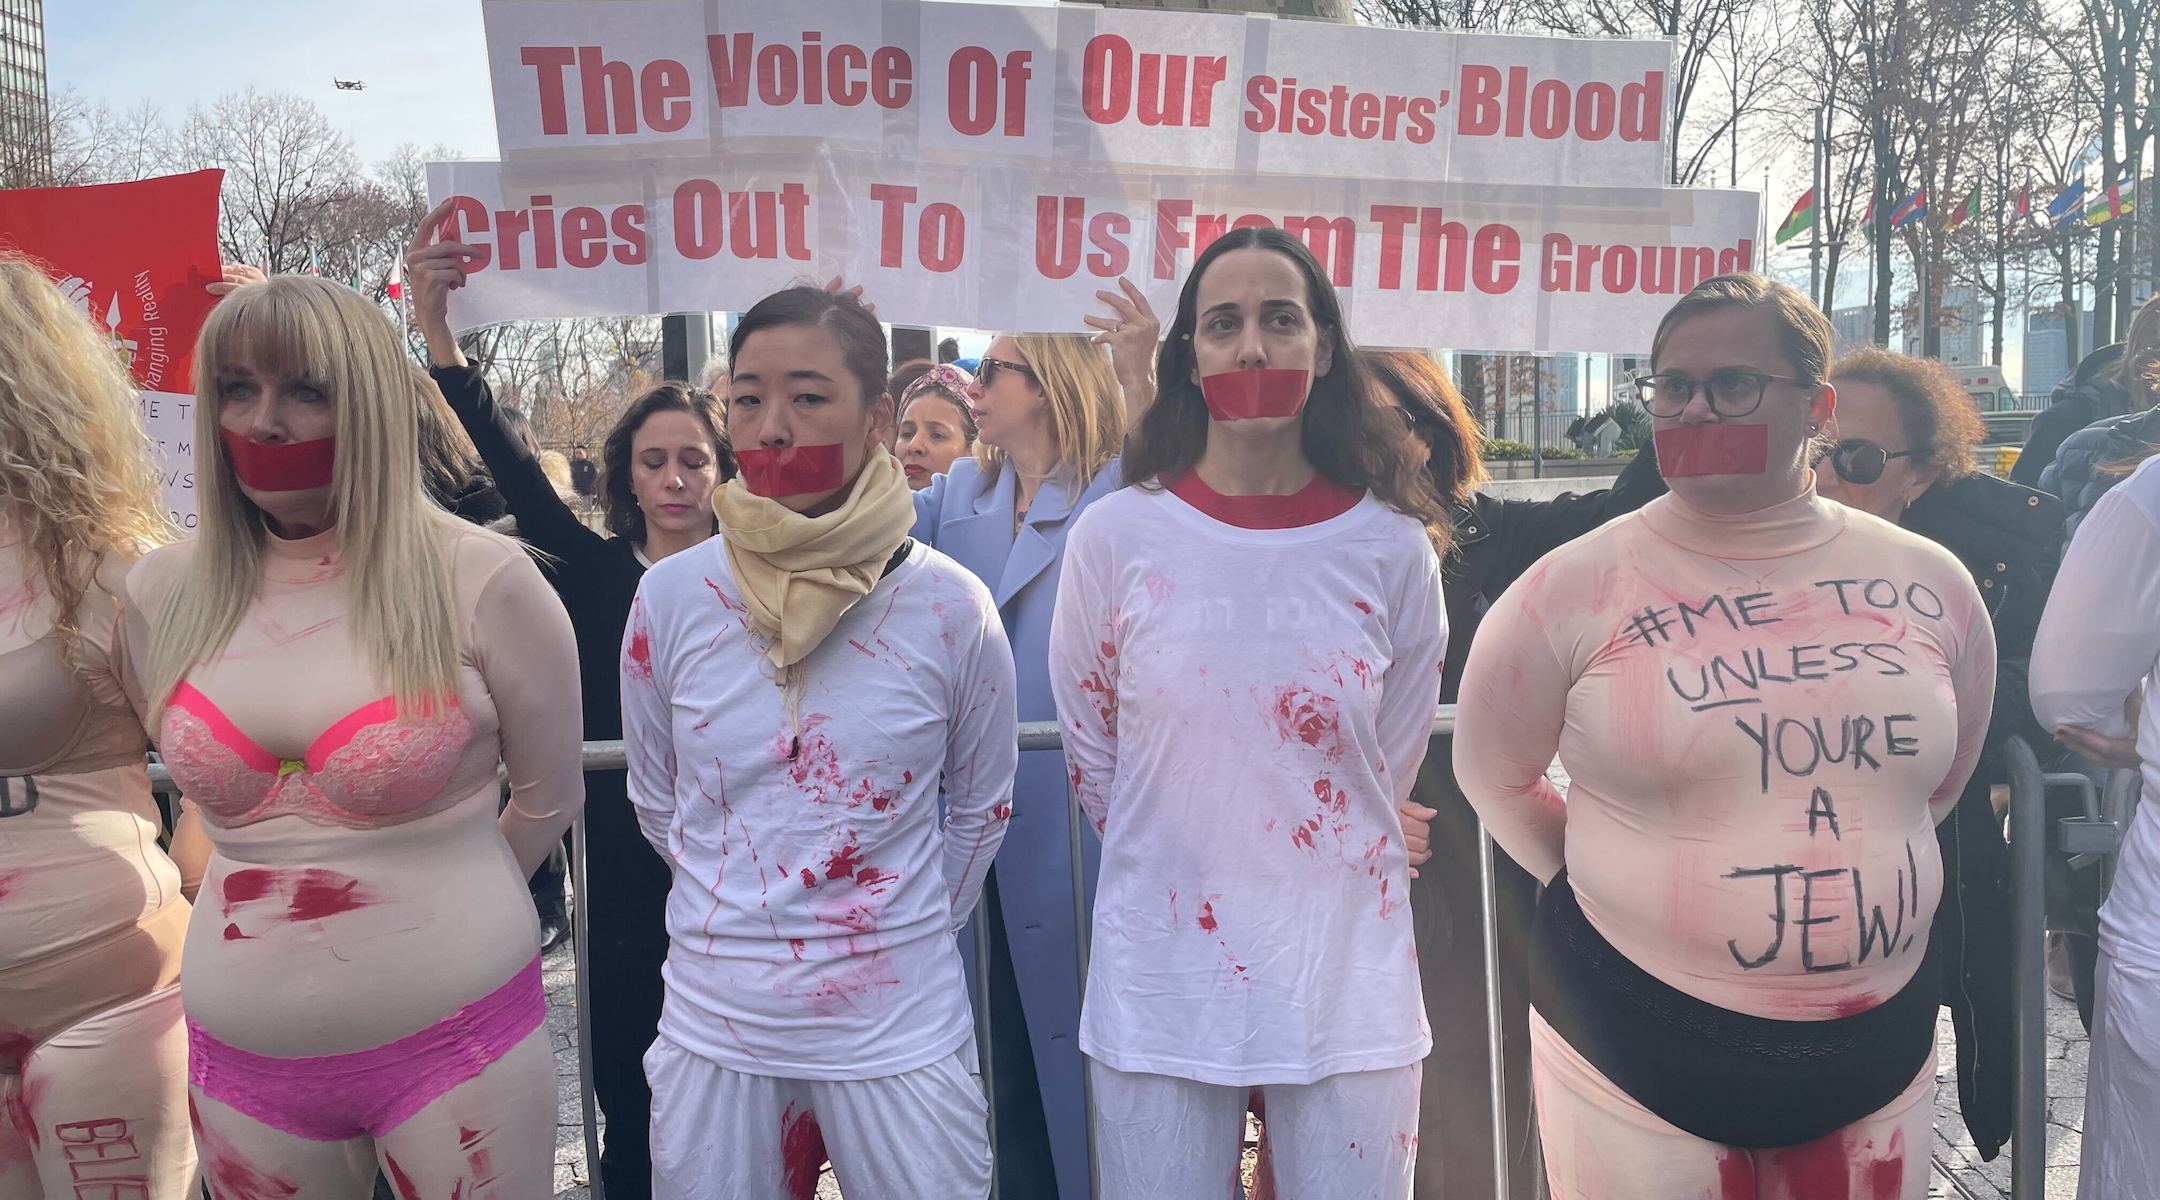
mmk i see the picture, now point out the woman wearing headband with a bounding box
[127,276,583,1196]
[1454,274,1994,1197]
[897,363,978,490]
[1049,227,1448,1197]
[0,256,196,1198]
[623,285,1016,1199]
[406,207,734,1198]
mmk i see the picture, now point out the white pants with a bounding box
[1089,1059,1422,1200]
[645,1036,990,1200]
[2081,947,2160,1199]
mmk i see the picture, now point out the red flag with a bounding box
[387,253,406,301]
[0,170,224,394]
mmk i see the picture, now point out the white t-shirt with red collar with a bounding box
[1050,472,1448,1085]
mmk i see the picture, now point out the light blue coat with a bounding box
[913,455,1121,1200]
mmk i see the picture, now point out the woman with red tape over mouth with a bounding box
[0,256,198,1199]
[1048,225,1449,1198]
[123,276,583,1191]
[123,275,585,1196]
[1453,274,1997,1198]
[622,285,1017,1199]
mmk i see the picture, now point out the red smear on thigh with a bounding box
[0,870,21,903]
[190,1096,302,1200]
[1716,1148,1756,1199]
[1762,1129,1849,1200]
[0,1031,33,1074]
[220,868,279,908]
[780,1102,826,1200]
[1866,1130,1906,1200]
[384,1153,425,1200]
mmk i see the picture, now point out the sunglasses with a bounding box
[977,356,1035,389]
[1815,438,1920,486]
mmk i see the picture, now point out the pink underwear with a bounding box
[186,956,543,1141]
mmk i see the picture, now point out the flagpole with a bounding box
[1811,105,1825,305]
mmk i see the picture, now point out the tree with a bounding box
[177,89,360,274]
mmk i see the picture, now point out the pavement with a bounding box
[544,933,2090,1199]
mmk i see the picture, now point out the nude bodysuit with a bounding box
[0,533,195,1198]
[127,523,583,1200]
[1454,488,1993,1199]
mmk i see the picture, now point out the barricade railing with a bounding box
[147,716,2103,1200]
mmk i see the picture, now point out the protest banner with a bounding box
[429,151,1759,355]
[0,170,223,531]
[481,0,1673,188]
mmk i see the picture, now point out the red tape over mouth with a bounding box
[1654,423,1770,477]
[736,443,847,497]
[1200,369,1312,421]
[220,429,336,492]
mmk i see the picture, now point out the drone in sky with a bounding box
[333,79,367,91]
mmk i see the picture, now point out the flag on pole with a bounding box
[2014,187,2031,221]
[387,253,406,302]
[1944,183,1982,230]
[2085,177,2136,225]
[2047,179,2088,228]
[1889,189,1927,229]
[305,248,323,277]
[1775,188,1816,244]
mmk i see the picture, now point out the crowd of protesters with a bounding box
[3,201,2159,1200]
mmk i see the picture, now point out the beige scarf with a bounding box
[713,446,917,676]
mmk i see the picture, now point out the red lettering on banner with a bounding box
[948,47,1035,137]
[521,47,578,135]
[612,207,649,265]
[871,184,968,272]
[561,207,609,268]
[1081,36,1226,128]
[1244,76,1440,144]
[1369,205,1520,295]
[1152,202,1353,286]
[442,197,495,270]
[707,33,915,110]
[1458,64,1664,143]
[673,181,813,263]
[1540,235,1752,294]
[1036,199,1135,280]
[872,184,917,269]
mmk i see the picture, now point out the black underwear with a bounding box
[1529,872,1938,1150]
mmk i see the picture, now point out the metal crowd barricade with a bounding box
[176,706,2160,1200]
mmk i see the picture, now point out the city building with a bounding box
[0,0,48,188]
[2025,308,2098,397]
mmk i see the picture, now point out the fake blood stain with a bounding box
[191,1098,302,1200]
[780,1103,826,1200]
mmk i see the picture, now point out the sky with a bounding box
[46,1,502,163]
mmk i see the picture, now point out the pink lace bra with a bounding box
[159,682,479,830]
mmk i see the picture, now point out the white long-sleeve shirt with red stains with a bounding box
[1048,485,1446,1085]
[1454,486,1995,1021]
[621,538,1018,1080]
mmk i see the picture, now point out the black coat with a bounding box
[1902,471,2065,1160]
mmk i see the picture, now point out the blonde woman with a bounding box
[124,276,583,1197]
[0,255,196,1198]
[909,325,1140,1198]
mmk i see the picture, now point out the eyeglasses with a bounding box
[977,356,1035,389]
[1814,438,1921,486]
[1631,370,1813,419]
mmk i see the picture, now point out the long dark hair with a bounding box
[1124,225,1445,533]
[729,286,889,405]
[599,382,732,542]
[1364,350,1486,511]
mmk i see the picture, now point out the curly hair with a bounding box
[0,254,172,656]
[1363,349,1488,505]
[1829,348,1984,479]
[599,383,732,542]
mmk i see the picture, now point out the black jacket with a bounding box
[1902,472,2065,1160]
[1440,444,1668,703]
[2038,403,2160,539]
[2010,344,2129,489]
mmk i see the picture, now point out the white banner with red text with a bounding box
[482,0,1673,188]
[428,153,1759,355]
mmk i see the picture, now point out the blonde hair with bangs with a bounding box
[974,334,1125,488]
[146,275,494,712]
[0,254,172,655]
